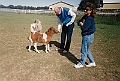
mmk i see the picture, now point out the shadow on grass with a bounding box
[26,44,45,52]
[58,51,79,64]
[50,41,79,64]
[26,41,79,64]
[26,41,59,52]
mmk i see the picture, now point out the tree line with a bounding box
[0,0,103,10]
[0,4,49,10]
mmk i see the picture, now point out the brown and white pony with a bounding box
[28,27,59,53]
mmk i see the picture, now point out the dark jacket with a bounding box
[77,15,96,36]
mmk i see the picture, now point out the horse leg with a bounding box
[34,43,40,53]
[28,43,32,52]
[28,36,33,52]
[45,44,48,53]
[47,44,51,52]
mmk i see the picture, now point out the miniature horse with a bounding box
[28,27,59,53]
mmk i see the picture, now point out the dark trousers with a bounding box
[60,23,74,51]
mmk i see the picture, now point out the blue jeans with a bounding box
[80,34,95,65]
[60,23,74,51]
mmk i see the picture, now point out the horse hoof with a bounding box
[45,51,48,53]
[28,50,31,52]
[37,51,40,53]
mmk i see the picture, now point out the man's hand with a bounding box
[66,22,72,27]
[58,29,61,33]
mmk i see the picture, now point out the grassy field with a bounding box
[0,12,120,81]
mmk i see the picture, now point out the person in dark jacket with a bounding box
[54,7,76,53]
[74,2,97,68]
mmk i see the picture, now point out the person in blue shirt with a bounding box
[54,7,76,53]
[74,2,96,68]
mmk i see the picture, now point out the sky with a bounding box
[0,0,81,7]
[0,0,120,7]
[103,0,120,3]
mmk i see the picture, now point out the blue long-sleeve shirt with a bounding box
[78,15,96,36]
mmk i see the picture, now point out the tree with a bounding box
[78,0,103,10]
[98,0,103,7]
[8,5,14,9]
[0,4,49,10]
[0,4,7,8]
[15,5,23,9]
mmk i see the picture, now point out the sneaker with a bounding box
[56,47,63,51]
[63,50,68,53]
[86,62,96,67]
[74,62,84,68]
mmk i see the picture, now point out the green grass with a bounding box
[0,12,120,81]
[96,14,120,26]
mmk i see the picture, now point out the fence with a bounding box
[0,8,120,15]
[0,8,54,14]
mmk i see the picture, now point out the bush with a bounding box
[75,14,120,26]
[95,14,120,26]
